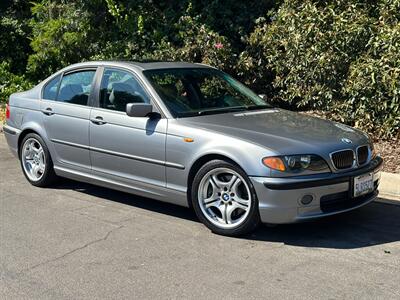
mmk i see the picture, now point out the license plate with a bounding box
[353,173,374,197]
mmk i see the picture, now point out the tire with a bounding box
[19,133,58,187]
[191,159,260,236]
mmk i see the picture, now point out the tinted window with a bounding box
[43,75,61,100]
[100,68,149,112]
[57,70,96,105]
[144,68,269,117]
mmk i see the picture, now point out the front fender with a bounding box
[186,137,272,177]
[165,121,275,194]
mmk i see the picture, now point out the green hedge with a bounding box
[0,62,32,103]
[0,0,399,138]
[242,0,400,138]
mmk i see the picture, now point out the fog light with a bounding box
[300,194,314,205]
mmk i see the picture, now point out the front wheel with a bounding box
[191,160,260,236]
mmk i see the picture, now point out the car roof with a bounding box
[64,61,213,71]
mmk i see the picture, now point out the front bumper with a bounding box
[250,156,383,224]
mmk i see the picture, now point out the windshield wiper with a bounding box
[245,104,274,110]
[196,106,247,116]
[177,105,273,118]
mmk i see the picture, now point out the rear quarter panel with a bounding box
[8,86,41,128]
[6,85,50,156]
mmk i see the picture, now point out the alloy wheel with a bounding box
[21,138,46,182]
[197,167,252,229]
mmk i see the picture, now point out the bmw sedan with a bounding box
[3,61,383,236]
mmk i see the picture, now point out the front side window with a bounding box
[57,70,96,105]
[99,68,149,112]
[43,75,61,100]
[144,68,270,117]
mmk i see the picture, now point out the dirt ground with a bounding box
[0,105,5,123]
[375,139,400,173]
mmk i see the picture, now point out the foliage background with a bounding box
[0,0,399,138]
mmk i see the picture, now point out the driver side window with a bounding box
[100,68,149,112]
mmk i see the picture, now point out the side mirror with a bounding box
[258,94,267,100]
[126,103,153,118]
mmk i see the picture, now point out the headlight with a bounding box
[262,154,330,173]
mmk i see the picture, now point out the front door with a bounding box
[41,69,97,170]
[89,67,167,188]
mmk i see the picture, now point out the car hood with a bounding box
[178,108,369,155]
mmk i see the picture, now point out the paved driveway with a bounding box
[1,134,399,299]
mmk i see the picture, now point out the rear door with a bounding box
[89,67,167,187]
[41,68,97,170]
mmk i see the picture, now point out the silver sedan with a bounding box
[3,61,383,236]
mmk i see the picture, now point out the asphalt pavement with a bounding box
[1,134,399,299]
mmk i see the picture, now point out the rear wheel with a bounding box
[191,160,260,236]
[19,133,58,187]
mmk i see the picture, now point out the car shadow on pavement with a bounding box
[53,179,199,223]
[54,179,400,249]
[249,201,400,249]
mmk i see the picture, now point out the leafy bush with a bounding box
[243,0,399,138]
[27,1,103,79]
[153,14,236,72]
[0,0,398,138]
[27,1,275,77]
[0,0,32,74]
[342,1,400,138]
[0,62,32,103]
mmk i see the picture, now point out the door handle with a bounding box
[90,116,107,125]
[41,107,54,116]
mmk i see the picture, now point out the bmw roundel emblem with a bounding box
[341,138,353,144]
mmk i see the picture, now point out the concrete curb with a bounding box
[379,172,400,201]
[377,197,400,207]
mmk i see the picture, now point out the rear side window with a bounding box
[99,68,149,112]
[57,70,96,105]
[43,75,61,100]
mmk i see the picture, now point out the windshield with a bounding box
[144,68,271,117]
